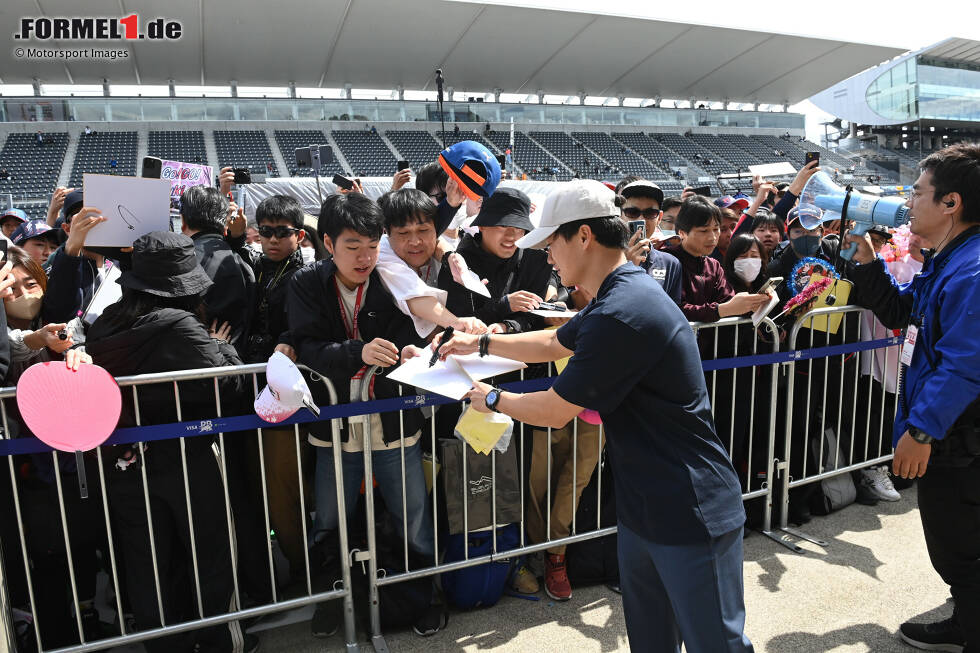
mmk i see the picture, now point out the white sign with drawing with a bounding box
[82,174,172,247]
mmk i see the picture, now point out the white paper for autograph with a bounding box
[387,353,526,400]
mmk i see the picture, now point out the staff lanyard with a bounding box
[333,277,375,401]
[333,277,365,340]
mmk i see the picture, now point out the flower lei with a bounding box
[880,224,911,264]
[781,276,834,318]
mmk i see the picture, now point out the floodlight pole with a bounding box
[436,69,446,147]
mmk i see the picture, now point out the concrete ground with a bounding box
[250,488,953,653]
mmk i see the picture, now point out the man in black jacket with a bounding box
[287,192,433,638]
[226,194,312,595]
[180,185,255,352]
[438,187,552,334]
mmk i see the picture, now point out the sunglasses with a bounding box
[258,225,300,239]
[622,207,661,219]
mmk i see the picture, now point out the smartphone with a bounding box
[0,239,7,258]
[397,160,410,172]
[628,219,646,240]
[332,174,355,191]
[496,154,506,168]
[141,156,163,179]
[805,152,820,166]
[692,186,711,197]
[233,168,252,185]
[757,276,783,295]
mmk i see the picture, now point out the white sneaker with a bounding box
[861,466,901,502]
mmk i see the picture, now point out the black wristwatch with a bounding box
[485,388,502,413]
[908,426,935,445]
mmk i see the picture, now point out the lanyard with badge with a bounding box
[333,277,376,403]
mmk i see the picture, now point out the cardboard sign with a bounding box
[161,160,214,211]
[83,174,172,247]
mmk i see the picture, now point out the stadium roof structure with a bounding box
[918,37,980,66]
[1,0,905,105]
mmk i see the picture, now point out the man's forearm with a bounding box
[407,296,455,328]
[496,390,566,429]
[486,329,570,363]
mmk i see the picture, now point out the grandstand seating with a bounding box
[331,130,397,177]
[0,123,906,209]
[570,132,665,180]
[528,131,604,179]
[147,131,208,165]
[436,130,493,149]
[688,133,761,170]
[385,130,442,171]
[612,132,686,172]
[481,130,571,181]
[69,131,138,187]
[0,132,69,201]
[274,130,344,177]
[655,133,736,176]
[214,130,279,176]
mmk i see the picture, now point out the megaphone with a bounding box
[799,170,910,260]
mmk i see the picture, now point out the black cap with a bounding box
[62,189,84,220]
[118,231,213,298]
[867,225,893,240]
[471,187,534,232]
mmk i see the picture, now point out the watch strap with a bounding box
[909,427,935,445]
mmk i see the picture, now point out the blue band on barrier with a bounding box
[0,337,900,457]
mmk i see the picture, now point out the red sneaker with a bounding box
[545,553,572,601]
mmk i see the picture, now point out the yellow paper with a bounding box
[807,274,853,334]
[421,456,441,494]
[455,406,510,455]
[547,326,572,374]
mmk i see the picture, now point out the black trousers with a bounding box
[107,449,243,653]
[919,458,980,652]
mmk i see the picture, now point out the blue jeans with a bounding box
[313,442,434,557]
[617,521,754,653]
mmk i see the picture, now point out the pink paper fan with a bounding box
[16,362,122,452]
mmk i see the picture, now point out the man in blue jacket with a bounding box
[847,143,980,653]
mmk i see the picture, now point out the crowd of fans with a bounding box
[0,139,912,652]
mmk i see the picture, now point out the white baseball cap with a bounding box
[515,180,618,250]
[254,352,320,423]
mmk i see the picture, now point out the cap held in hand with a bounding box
[254,351,320,423]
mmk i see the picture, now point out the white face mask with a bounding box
[4,294,42,321]
[733,257,763,284]
[300,246,315,264]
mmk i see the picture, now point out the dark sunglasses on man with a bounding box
[621,207,662,219]
[258,225,301,239]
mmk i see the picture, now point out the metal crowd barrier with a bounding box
[0,363,359,653]
[772,305,903,551]
[0,306,905,652]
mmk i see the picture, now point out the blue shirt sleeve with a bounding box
[553,314,658,415]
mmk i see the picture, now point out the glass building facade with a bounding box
[0,96,804,130]
[865,56,980,123]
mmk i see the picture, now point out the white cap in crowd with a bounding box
[254,351,320,423]
[516,179,619,250]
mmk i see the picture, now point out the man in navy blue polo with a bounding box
[435,180,753,652]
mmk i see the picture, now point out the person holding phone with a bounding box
[666,197,770,322]
[615,179,681,303]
